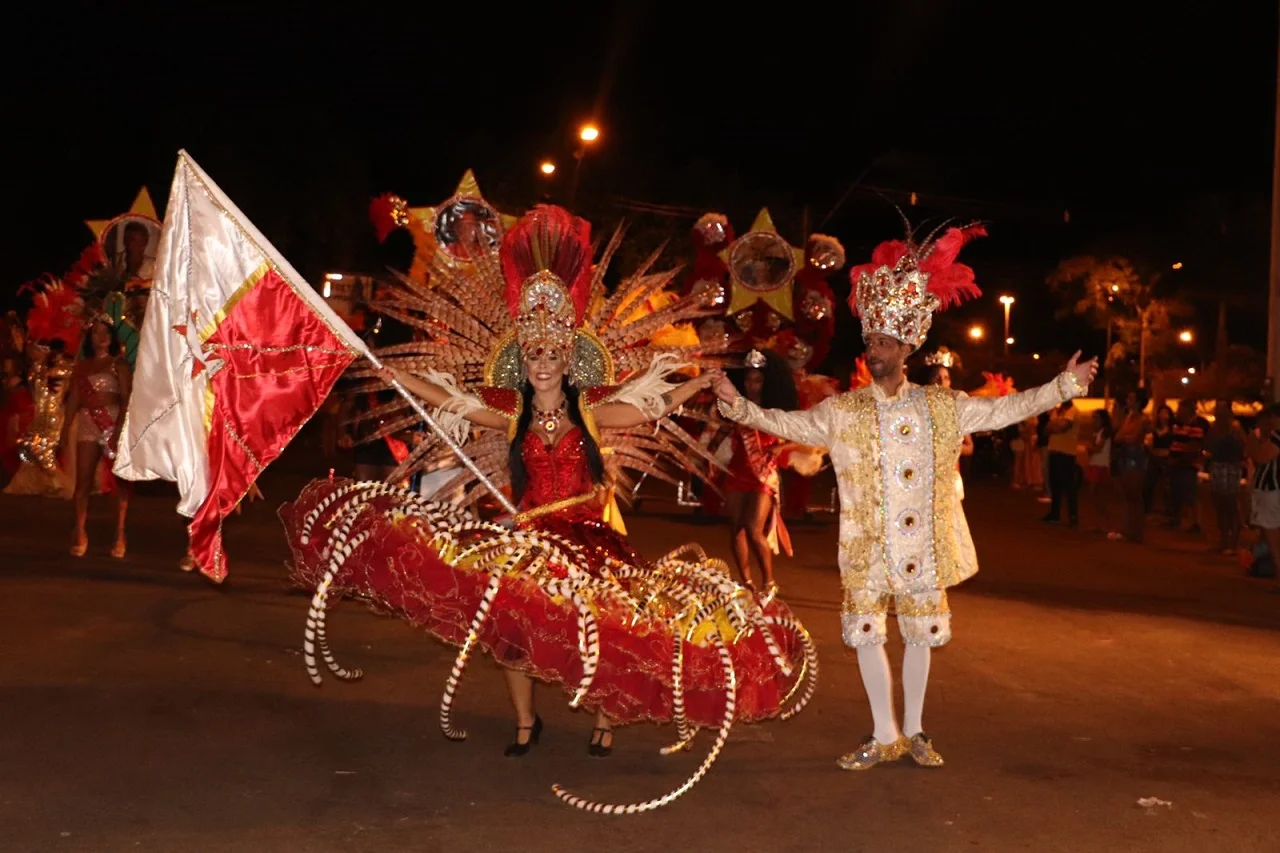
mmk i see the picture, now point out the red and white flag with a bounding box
[113,151,370,582]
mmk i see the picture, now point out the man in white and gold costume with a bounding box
[713,224,1097,770]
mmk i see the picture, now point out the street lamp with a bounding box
[539,161,556,175]
[998,295,1014,356]
[968,325,985,341]
[1171,261,1184,270]
[1178,329,1194,344]
[579,124,600,142]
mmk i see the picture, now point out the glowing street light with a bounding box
[579,124,600,143]
[539,161,556,175]
[1111,284,1121,292]
[969,325,985,341]
[1187,367,1197,375]
[1032,353,1041,360]
[1171,261,1184,270]
[998,295,1015,356]
[1178,329,1194,344]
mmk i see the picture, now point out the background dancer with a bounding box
[721,347,797,593]
[63,318,131,557]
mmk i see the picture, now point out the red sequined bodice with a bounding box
[520,426,596,511]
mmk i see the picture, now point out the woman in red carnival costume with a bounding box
[281,204,814,813]
[722,347,798,592]
[63,317,131,557]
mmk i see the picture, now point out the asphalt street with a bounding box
[2,469,1278,852]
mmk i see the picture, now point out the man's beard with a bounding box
[867,358,900,379]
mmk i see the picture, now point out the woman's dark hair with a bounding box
[729,349,798,410]
[1094,408,1114,439]
[1125,388,1149,412]
[925,364,951,386]
[1156,404,1174,426]
[80,320,121,359]
[508,377,605,506]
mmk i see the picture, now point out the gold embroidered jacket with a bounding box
[719,374,1085,598]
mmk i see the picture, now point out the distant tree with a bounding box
[1047,255,1191,388]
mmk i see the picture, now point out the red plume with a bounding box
[501,205,593,321]
[369,193,409,244]
[920,224,986,309]
[846,225,986,315]
[25,278,83,352]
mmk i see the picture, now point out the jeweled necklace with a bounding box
[533,398,567,434]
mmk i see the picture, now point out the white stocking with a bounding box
[902,644,931,737]
[856,644,901,744]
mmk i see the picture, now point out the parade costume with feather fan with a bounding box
[281,204,815,814]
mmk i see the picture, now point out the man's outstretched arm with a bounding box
[956,351,1098,436]
[712,374,834,449]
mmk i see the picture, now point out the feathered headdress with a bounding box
[501,205,593,356]
[24,277,84,352]
[849,355,873,390]
[369,193,410,244]
[848,221,987,349]
[924,346,956,369]
[970,372,1016,397]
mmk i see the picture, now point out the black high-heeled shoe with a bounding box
[504,715,543,758]
[588,727,613,758]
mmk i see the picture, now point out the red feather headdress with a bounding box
[24,277,84,352]
[500,205,593,355]
[848,221,987,348]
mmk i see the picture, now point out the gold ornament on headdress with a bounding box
[515,270,578,356]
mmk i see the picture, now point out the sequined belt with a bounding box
[514,491,599,525]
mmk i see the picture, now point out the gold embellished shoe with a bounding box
[907,732,944,767]
[837,735,909,771]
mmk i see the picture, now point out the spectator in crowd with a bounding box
[1166,400,1209,533]
[1204,400,1247,556]
[1042,401,1080,526]
[1244,403,1280,589]
[1086,409,1119,539]
[1144,405,1175,515]
[1113,390,1150,542]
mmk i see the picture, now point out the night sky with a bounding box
[9,1,1278,371]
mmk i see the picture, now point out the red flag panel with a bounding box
[188,267,355,581]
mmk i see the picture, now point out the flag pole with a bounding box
[362,353,519,517]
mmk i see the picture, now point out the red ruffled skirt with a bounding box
[280,478,813,728]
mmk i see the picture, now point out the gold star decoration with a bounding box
[85,187,159,239]
[406,171,518,282]
[718,208,804,320]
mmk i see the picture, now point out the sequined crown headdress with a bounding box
[501,205,593,358]
[848,222,987,349]
[924,347,956,368]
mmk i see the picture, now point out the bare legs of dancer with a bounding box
[503,669,611,754]
[726,490,775,590]
[72,440,128,557]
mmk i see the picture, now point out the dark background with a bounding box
[7,1,1276,375]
